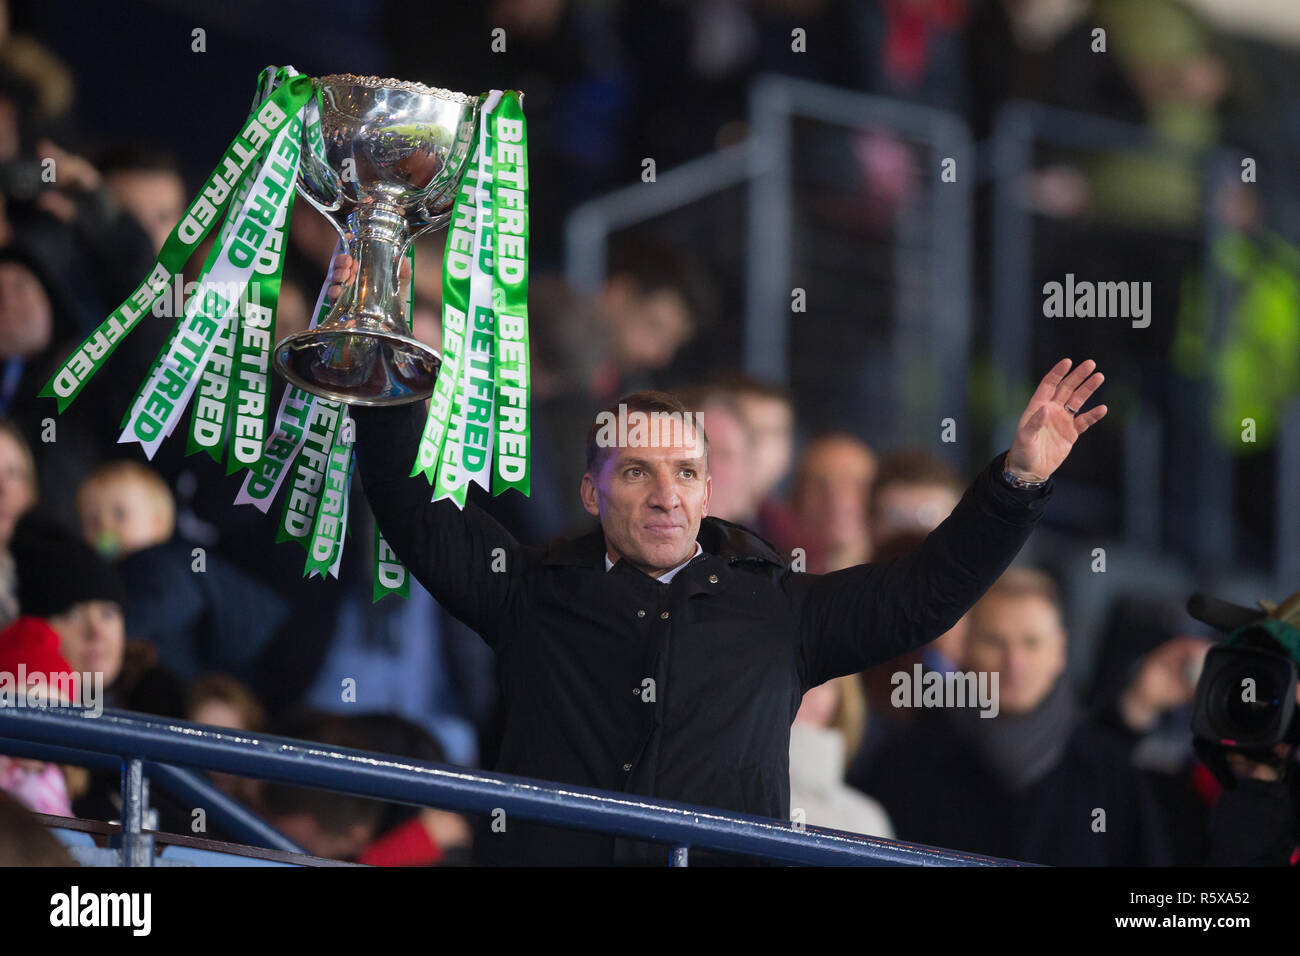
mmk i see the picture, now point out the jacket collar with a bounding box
[542,516,786,573]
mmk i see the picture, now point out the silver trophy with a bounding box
[274,74,480,405]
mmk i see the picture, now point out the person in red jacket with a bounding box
[0,614,80,816]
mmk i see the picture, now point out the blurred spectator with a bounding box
[855,565,1172,864]
[0,790,74,866]
[0,416,34,624]
[11,510,126,689]
[1083,595,1216,864]
[727,375,794,499]
[790,674,893,837]
[868,448,961,550]
[0,1,75,138]
[348,713,474,866]
[255,711,390,861]
[8,512,187,828]
[677,385,759,525]
[1041,0,1243,229]
[9,511,184,715]
[96,142,185,255]
[76,459,172,558]
[842,0,970,112]
[187,673,268,808]
[721,373,801,550]
[848,531,969,778]
[76,460,289,686]
[189,672,267,734]
[0,245,150,532]
[598,238,702,394]
[791,432,877,573]
[0,612,76,816]
[0,76,154,321]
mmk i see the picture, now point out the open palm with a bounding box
[1007,358,1108,483]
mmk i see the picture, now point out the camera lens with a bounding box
[1208,662,1283,738]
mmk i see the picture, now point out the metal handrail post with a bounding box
[120,757,153,867]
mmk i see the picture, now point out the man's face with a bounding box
[602,278,693,372]
[105,170,186,255]
[738,394,793,500]
[580,426,710,577]
[795,438,876,553]
[0,262,52,359]
[964,593,1066,716]
[47,600,126,687]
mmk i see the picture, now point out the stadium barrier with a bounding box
[0,704,1029,867]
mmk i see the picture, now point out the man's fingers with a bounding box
[1053,358,1097,404]
[1065,370,1105,410]
[1074,405,1107,434]
[1033,358,1073,403]
[327,256,357,288]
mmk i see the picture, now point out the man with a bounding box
[352,357,1106,864]
[792,433,878,573]
[854,566,1171,865]
[675,386,759,525]
[868,448,964,550]
[97,144,187,256]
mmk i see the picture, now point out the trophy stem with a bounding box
[347,204,407,329]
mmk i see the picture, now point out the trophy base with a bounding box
[273,328,443,406]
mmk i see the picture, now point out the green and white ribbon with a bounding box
[227,186,297,473]
[187,303,239,460]
[489,92,530,495]
[373,523,409,601]
[41,74,312,414]
[274,393,342,550]
[118,98,304,459]
[234,244,336,512]
[416,90,531,508]
[304,412,352,577]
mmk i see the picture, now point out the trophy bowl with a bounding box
[273,74,480,405]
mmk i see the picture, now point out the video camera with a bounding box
[1187,593,1300,787]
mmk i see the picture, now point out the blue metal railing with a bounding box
[0,705,1027,866]
[0,729,303,853]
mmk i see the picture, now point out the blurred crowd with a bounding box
[0,0,1296,865]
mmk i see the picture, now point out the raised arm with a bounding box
[351,402,522,647]
[793,358,1107,688]
[792,451,1048,686]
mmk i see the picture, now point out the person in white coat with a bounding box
[790,674,894,838]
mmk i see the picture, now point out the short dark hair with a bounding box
[260,712,386,835]
[584,390,709,475]
[870,449,962,514]
[982,565,1065,619]
[96,141,182,178]
[712,371,793,409]
[606,234,707,332]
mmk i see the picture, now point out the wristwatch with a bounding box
[1000,456,1048,490]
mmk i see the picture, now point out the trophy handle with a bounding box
[295,83,352,243]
